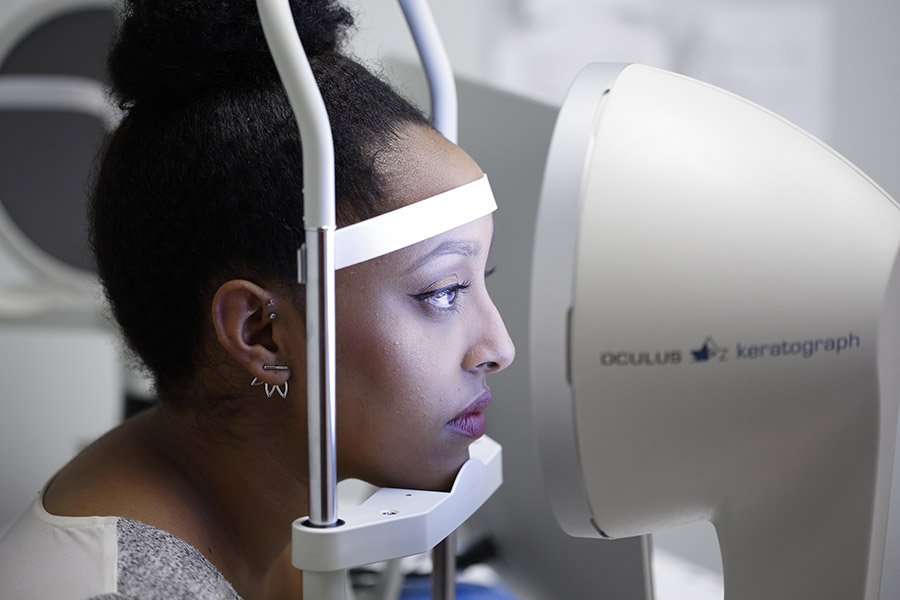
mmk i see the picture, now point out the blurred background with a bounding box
[1,0,897,598]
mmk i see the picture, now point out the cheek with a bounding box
[334,306,469,487]
[337,312,438,409]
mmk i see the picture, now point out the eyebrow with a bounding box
[404,239,482,274]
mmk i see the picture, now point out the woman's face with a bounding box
[332,127,515,491]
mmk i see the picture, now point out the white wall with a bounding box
[0,323,120,529]
[349,0,899,200]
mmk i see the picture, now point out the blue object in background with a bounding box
[400,577,520,600]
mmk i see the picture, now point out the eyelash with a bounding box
[408,267,496,313]
[409,281,471,311]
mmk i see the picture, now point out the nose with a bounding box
[463,294,516,373]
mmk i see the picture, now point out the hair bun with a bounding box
[108,0,354,106]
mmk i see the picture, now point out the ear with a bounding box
[212,279,291,385]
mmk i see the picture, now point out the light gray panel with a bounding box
[0,8,115,273]
[0,111,104,272]
[1,9,113,79]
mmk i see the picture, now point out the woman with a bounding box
[0,0,514,598]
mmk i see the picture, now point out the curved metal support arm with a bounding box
[256,0,338,528]
[398,0,458,144]
[257,7,481,600]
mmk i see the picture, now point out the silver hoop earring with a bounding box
[251,377,289,399]
[252,365,289,398]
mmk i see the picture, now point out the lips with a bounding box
[447,390,492,439]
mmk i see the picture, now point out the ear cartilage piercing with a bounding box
[262,364,289,371]
[267,298,276,307]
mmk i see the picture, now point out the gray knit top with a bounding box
[89,518,241,600]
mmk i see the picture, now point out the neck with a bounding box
[151,403,309,599]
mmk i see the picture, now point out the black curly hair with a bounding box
[90,0,430,397]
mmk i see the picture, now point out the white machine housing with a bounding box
[531,63,900,600]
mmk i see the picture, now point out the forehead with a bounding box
[380,125,483,210]
[335,126,490,284]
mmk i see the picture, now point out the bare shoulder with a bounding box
[42,408,204,539]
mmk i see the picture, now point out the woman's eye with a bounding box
[409,281,470,311]
[425,286,459,309]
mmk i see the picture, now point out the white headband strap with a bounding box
[334,174,497,270]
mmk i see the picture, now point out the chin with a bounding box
[428,454,472,492]
[378,455,469,493]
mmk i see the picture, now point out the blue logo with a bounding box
[691,336,727,362]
